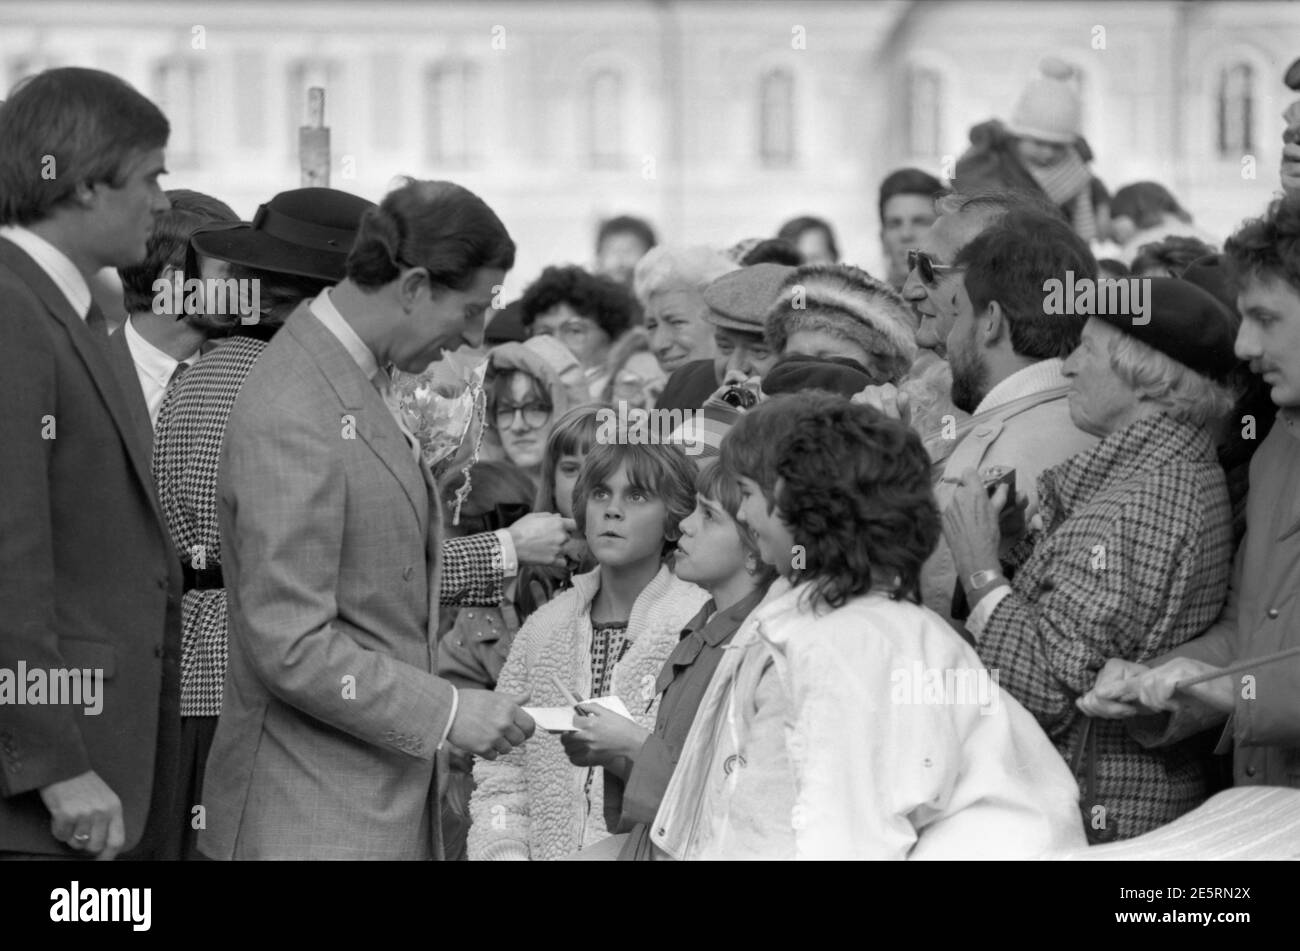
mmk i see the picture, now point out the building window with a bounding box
[906,66,942,158]
[587,68,625,169]
[426,60,480,166]
[154,58,204,166]
[759,68,795,167]
[1217,62,1254,157]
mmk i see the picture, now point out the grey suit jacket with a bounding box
[200,302,454,860]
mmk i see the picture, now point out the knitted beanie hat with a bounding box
[764,264,917,383]
[1006,57,1082,145]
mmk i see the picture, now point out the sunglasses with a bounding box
[907,249,966,286]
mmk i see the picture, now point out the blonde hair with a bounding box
[632,245,738,306]
[1104,331,1235,428]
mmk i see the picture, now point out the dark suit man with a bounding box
[0,67,181,859]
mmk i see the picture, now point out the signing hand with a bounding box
[1135,657,1236,716]
[560,704,651,769]
[1077,658,1149,719]
[508,513,578,567]
[942,467,1006,592]
[448,690,535,759]
[39,770,126,860]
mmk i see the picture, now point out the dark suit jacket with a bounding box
[0,237,183,855]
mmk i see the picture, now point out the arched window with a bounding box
[154,58,204,166]
[906,66,942,158]
[759,67,795,167]
[426,60,480,165]
[1217,62,1255,157]
[587,68,625,169]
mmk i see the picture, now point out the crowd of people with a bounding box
[2,56,1299,861]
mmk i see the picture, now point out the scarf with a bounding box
[1026,147,1097,243]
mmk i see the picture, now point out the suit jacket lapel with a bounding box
[0,239,166,531]
[283,305,428,528]
[105,324,156,457]
[419,461,443,639]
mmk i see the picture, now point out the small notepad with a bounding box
[524,695,634,733]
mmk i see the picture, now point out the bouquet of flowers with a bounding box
[391,347,489,492]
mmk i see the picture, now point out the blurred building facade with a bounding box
[2,0,1296,295]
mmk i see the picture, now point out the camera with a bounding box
[719,385,759,409]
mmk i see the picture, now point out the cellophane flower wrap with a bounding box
[391,348,489,486]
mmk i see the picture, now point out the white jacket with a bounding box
[652,579,1088,859]
[469,564,708,860]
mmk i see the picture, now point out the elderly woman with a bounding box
[943,277,1239,840]
[765,263,917,385]
[653,394,1086,860]
[634,245,738,411]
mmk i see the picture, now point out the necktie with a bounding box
[84,300,108,337]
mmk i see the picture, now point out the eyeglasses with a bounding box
[907,249,966,286]
[494,402,552,430]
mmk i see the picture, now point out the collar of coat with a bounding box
[1037,412,1215,531]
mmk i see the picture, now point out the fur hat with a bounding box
[1006,57,1082,145]
[764,264,917,382]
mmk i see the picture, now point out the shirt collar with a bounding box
[308,287,380,382]
[0,225,93,319]
[122,316,198,388]
[973,358,1068,416]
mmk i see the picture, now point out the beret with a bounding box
[702,263,796,334]
[1179,254,1239,321]
[761,353,873,398]
[1094,276,1238,383]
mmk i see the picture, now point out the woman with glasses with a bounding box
[486,334,591,488]
[520,264,640,399]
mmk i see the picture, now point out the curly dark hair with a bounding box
[773,397,940,610]
[520,265,640,340]
[719,392,838,510]
[1223,196,1300,294]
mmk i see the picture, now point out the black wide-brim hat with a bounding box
[189,187,377,282]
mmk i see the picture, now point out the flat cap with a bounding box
[1095,276,1237,383]
[702,263,796,334]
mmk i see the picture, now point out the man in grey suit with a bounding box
[0,68,182,860]
[202,180,535,859]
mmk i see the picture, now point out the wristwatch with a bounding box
[967,568,1004,590]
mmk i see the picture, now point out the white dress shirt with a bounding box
[120,316,201,428]
[0,225,93,318]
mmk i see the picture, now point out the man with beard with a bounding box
[919,210,1097,628]
[114,189,241,431]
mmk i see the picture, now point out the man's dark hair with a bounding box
[878,168,948,224]
[348,178,515,290]
[0,67,169,225]
[954,210,1098,359]
[595,215,657,255]
[1131,235,1218,279]
[938,188,1067,226]
[1223,196,1300,293]
[774,397,939,608]
[519,265,639,340]
[776,215,840,262]
[118,189,239,314]
[739,238,802,267]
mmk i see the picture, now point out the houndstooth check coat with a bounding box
[973,412,1234,839]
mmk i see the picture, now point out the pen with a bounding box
[548,673,590,718]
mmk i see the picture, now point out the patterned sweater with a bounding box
[468,565,708,861]
[972,412,1233,838]
[154,336,506,718]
